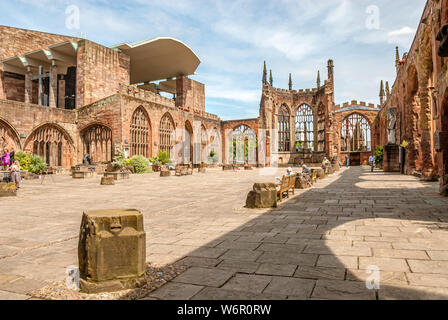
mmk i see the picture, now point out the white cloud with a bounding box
[388,26,416,36]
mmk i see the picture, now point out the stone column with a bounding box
[0,68,5,100]
[25,67,33,104]
[49,61,58,108]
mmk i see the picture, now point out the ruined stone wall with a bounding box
[3,72,25,102]
[257,71,335,166]
[375,1,439,179]
[333,102,379,163]
[76,40,130,108]
[175,76,205,113]
[0,98,78,166]
[0,26,78,100]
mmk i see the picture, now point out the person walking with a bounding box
[369,154,376,172]
[345,155,349,168]
[9,160,21,189]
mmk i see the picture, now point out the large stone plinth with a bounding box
[160,170,171,177]
[72,171,96,179]
[384,144,400,172]
[78,209,146,293]
[100,176,115,185]
[103,172,130,180]
[0,183,17,197]
[246,183,277,208]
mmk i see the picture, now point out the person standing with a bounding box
[369,154,376,172]
[345,155,349,168]
[3,149,10,170]
[9,148,15,167]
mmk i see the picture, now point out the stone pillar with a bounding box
[0,68,5,100]
[25,67,33,104]
[383,144,400,172]
[49,61,58,108]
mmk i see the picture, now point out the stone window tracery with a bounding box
[130,107,150,157]
[340,113,371,152]
[278,105,290,152]
[295,104,314,151]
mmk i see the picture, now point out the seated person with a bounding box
[276,167,295,184]
[321,157,330,169]
[302,164,312,175]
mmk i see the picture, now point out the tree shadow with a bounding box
[142,166,448,300]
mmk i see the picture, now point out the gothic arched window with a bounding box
[295,104,314,151]
[341,113,371,152]
[130,107,150,157]
[159,113,175,157]
[278,105,290,152]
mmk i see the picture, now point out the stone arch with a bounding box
[80,123,113,163]
[231,124,257,165]
[201,124,208,163]
[340,113,372,153]
[209,127,221,163]
[130,106,152,157]
[159,112,175,158]
[0,118,22,152]
[181,120,194,164]
[25,123,75,167]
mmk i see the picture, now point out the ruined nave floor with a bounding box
[1,166,448,300]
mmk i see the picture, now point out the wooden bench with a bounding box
[276,174,297,202]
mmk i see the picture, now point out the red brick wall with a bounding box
[76,40,130,108]
[3,72,25,102]
[176,76,205,112]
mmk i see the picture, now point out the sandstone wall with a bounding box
[76,40,130,108]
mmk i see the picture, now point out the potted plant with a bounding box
[209,150,218,164]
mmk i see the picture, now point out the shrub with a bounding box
[374,145,384,164]
[129,155,152,174]
[112,150,127,169]
[29,155,47,174]
[15,152,32,171]
[157,150,171,165]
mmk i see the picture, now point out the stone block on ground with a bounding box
[246,183,277,209]
[160,170,171,177]
[72,171,96,179]
[295,174,312,189]
[0,182,17,197]
[103,172,130,180]
[315,168,325,179]
[100,176,115,185]
[78,209,146,293]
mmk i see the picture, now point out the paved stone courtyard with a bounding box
[1,167,448,300]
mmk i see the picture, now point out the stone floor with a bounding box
[1,166,448,300]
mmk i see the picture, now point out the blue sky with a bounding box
[1,0,426,120]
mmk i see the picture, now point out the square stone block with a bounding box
[78,209,146,293]
[103,172,130,180]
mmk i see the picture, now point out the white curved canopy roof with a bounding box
[112,37,201,84]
